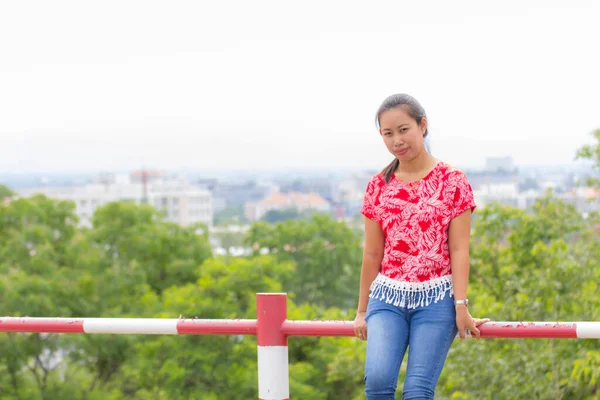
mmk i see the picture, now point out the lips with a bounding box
[394,148,409,155]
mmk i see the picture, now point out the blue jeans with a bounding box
[364,294,458,400]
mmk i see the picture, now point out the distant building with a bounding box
[210,180,278,213]
[472,181,520,208]
[277,177,336,202]
[244,191,331,221]
[335,171,374,217]
[465,158,520,208]
[196,178,219,191]
[129,169,166,185]
[17,171,212,228]
[485,156,515,172]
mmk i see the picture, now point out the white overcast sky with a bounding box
[1,0,599,174]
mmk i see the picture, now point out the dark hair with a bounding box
[375,93,429,183]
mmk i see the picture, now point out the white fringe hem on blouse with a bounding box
[369,273,454,309]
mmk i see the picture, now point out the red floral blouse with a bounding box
[361,161,476,309]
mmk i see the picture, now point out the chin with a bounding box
[395,152,411,160]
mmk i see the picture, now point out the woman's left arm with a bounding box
[449,209,489,340]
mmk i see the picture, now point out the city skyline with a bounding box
[0,155,594,189]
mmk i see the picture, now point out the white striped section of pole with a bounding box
[256,293,289,400]
[0,317,257,335]
[466,321,600,339]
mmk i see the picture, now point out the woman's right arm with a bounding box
[354,216,385,340]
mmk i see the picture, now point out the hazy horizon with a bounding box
[2,1,599,174]
[1,159,594,190]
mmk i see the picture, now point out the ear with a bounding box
[421,117,428,136]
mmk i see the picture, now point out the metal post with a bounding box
[256,293,289,400]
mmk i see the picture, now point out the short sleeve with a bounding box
[361,176,378,221]
[452,172,476,219]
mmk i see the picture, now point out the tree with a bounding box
[0,195,94,399]
[0,196,215,399]
[261,208,302,223]
[245,214,362,309]
[213,204,248,226]
[213,230,245,251]
[89,201,213,294]
[106,256,295,399]
[576,128,600,188]
[0,184,13,200]
[437,196,600,399]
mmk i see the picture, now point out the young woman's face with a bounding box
[379,106,427,162]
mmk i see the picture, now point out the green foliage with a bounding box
[89,201,213,294]
[260,207,331,224]
[1,180,599,398]
[0,195,94,399]
[212,229,245,251]
[245,214,362,308]
[213,204,248,226]
[439,196,600,399]
[261,207,299,223]
[0,184,14,200]
[576,128,600,188]
[0,196,213,399]
[261,208,304,223]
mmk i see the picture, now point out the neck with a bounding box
[397,150,434,174]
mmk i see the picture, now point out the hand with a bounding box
[353,311,367,341]
[455,306,490,341]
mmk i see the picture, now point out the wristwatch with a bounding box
[454,299,469,306]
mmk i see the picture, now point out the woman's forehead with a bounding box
[379,107,413,126]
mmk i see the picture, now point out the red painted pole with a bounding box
[281,320,354,337]
[256,293,289,400]
[0,318,85,333]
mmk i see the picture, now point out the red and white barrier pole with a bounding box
[3,295,600,400]
[0,317,257,335]
[471,321,600,338]
[256,293,289,400]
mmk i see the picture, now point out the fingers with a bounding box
[353,312,368,341]
[458,326,479,340]
[474,318,490,340]
[356,328,367,341]
[353,326,367,341]
[355,331,367,340]
[458,324,466,341]
[468,318,490,339]
[458,319,487,341]
[458,317,493,341]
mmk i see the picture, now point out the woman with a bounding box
[353,93,489,400]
